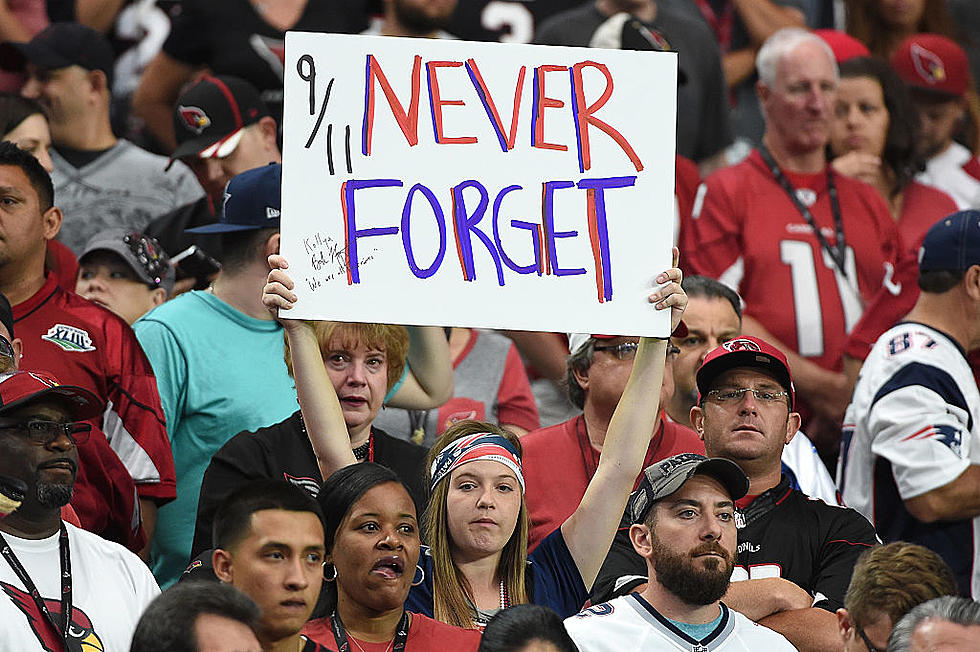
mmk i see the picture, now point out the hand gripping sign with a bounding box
[281,32,677,336]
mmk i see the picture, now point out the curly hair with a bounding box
[845,0,956,58]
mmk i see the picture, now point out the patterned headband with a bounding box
[429,432,525,494]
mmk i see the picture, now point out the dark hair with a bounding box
[838,57,923,195]
[0,93,44,137]
[682,275,742,320]
[479,604,579,652]
[888,595,980,651]
[218,227,278,272]
[212,479,324,550]
[130,581,260,652]
[845,0,956,59]
[316,463,413,615]
[918,269,965,294]
[319,462,409,552]
[0,140,53,211]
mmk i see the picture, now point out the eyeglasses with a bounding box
[0,419,92,445]
[705,387,790,404]
[123,232,168,287]
[856,626,885,652]
[593,341,680,361]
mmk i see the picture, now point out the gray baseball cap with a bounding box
[79,229,175,296]
[627,453,749,524]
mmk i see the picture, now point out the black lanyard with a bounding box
[330,610,410,652]
[0,523,72,648]
[758,146,848,278]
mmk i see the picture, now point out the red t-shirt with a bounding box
[522,414,705,550]
[896,181,958,250]
[12,273,175,501]
[302,612,481,651]
[681,150,906,372]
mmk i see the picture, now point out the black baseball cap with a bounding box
[0,23,114,86]
[627,453,749,524]
[170,75,269,164]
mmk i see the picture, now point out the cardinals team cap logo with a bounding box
[178,105,212,135]
[911,44,947,85]
[721,338,763,353]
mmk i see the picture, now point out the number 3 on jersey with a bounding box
[780,240,861,358]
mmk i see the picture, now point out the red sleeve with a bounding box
[674,155,702,277]
[682,168,742,278]
[45,240,78,290]
[101,315,176,502]
[495,344,540,432]
[843,260,919,361]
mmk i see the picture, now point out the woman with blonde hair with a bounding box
[263,248,688,629]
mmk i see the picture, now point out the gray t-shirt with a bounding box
[52,140,204,253]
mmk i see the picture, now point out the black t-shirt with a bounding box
[192,411,429,557]
[163,0,368,127]
[592,476,879,609]
[445,0,590,43]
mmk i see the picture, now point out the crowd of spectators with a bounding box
[0,1,978,651]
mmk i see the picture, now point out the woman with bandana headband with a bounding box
[263,248,689,629]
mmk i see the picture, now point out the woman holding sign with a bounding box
[263,249,687,628]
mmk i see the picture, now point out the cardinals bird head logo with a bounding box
[2,582,105,651]
[177,105,212,135]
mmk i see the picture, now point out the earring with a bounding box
[411,565,425,587]
[323,563,337,582]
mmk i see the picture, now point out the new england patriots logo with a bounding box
[2,581,105,651]
[177,105,211,135]
[901,424,963,455]
[910,44,947,86]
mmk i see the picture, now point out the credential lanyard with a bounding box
[0,523,72,648]
[758,146,848,278]
[330,610,410,652]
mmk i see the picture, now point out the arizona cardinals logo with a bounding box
[722,338,763,353]
[2,582,105,651]
[178,105,211,135]
[910,43,947,85]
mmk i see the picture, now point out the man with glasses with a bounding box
[0,369,160,651]
[0,141,174,553]
[594,335,878,652]
[521,328,704,549]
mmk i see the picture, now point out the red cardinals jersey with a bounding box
[12,274,176,503]
[683,150,906,371]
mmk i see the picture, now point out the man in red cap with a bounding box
[0,370,160,651]
[594,335,878,652]
[891,34,980,210]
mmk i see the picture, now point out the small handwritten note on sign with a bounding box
[281,32,677,335]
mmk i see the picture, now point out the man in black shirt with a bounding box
[593,336,878,652]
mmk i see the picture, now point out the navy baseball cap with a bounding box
[170,75,269,164]
[186,163,281,234]
[0,23,114,86]
[627,453,748,524]
[918,210,980,272]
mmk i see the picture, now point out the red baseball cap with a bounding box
[696,336,795,408]
[891,34,969,98]
[813,29,870,64]
[0,371,102,420]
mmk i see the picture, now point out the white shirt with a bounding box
[0,522,160,651]
[565,593,798,651]
[917,142,980,210]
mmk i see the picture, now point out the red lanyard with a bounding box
[694,0,735,52]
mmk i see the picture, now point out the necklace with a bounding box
[347,635,394,652]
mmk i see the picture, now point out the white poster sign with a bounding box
[281,32,677,335]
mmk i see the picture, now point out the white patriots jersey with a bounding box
[564,594,797,652]
[838,322,980,597]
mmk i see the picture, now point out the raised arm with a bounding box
[386,326,454,409]
[561,249,687,589]
[262,255,356,478]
